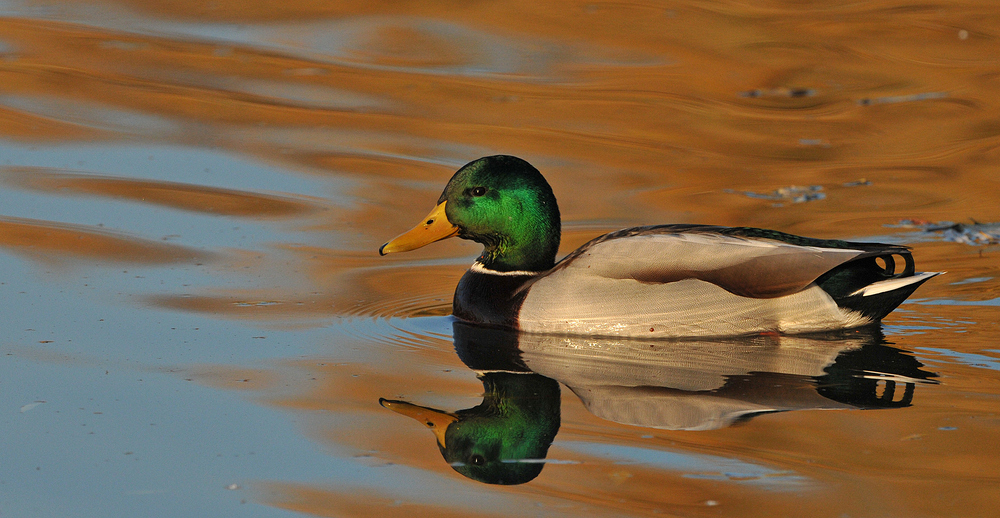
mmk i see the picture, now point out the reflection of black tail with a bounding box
[816,340,937,408]
[816,251,940,320]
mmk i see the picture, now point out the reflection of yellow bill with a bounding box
[379,201,459,255]
[379,398,458,448]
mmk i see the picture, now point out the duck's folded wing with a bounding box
[542,226,889,299]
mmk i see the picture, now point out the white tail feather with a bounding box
[850,272,942,297]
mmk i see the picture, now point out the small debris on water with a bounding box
[858,92,947,106]
[20,401,46,412]
[739,87,815,98]
[888,219,1000,245]
[724,185,825,205]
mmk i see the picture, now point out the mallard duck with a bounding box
[379,155,940,337]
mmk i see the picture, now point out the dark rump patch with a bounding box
[816,251,927,319]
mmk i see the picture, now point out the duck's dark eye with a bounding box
[469,454,486,466]
[471,186,487,197]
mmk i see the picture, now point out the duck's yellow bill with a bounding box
[379,201,459,256]
[379,398,458,448]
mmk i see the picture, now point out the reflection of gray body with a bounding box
[511,329,934,430]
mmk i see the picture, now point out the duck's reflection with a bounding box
[381,322,936,484]
[380,372,560,485]
[380,322,560,485]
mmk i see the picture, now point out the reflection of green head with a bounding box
[381,372,561,485]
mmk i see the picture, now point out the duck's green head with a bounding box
[379,155,561,272]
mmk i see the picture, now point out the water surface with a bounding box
[1,1,999,517]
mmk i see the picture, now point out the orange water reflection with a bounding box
[3,166,319,218]
[0,215,211,264]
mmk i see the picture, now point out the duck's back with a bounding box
[510,225,938,337]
